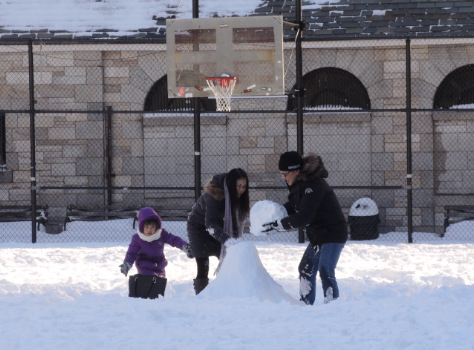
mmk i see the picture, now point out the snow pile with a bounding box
[249,200,288,236]
[201,240,295,303]
[349,197,379,216]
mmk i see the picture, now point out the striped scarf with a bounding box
[223,180,246,238]
[223,181,233,237]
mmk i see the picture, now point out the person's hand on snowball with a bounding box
[262,219,285,233]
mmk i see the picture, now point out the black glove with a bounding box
[262,220,284,233]
[218,233,230,245]
[119,262,132,276]
[182,244,193,259]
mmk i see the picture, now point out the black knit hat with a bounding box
[278,151,303,171]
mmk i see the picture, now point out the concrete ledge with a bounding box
[143,113,227,126]
[286,111,371,124]
[432,111,474,121]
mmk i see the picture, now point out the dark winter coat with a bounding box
[280,153,348,247]
[187,173,242,259]
[124,207,187,277]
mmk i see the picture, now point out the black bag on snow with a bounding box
[128,274,167,299]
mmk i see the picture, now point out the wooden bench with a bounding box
[64,205,139,231]
[0,204,48,230]
[444,205,474,234]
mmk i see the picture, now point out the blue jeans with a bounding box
[298,242,344,305]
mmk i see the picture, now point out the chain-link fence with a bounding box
[1,37,474,243]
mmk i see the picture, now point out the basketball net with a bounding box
[205,77,237,112]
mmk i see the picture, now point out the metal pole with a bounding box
[295,0,304,156]
[295,0,305,244]
[0,114,5,168]
[193,0,202,201]
[406,38,413,243]
[28,39,37,243]
[105,106,113,207]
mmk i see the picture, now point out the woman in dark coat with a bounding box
[187,168,250,294]
[263,152,348,305]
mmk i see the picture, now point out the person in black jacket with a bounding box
[263,151,348,305]
[187,168,250,294]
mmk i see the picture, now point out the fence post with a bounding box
[105,106,113,207]
[28,39,37,243]
[295,0,305,244]
[405,38,413,243]
[193,0,202,201]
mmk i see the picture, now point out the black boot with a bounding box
[193,277,209,295]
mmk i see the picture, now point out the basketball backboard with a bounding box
[166,16,284,99]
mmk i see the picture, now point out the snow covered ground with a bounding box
[1,218,473,350]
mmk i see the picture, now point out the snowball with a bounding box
[249,200,288,236]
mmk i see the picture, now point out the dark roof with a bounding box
[255,0,474,39]
[2,0,474,42]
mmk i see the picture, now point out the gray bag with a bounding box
[128,274,167,299]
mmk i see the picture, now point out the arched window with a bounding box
[434,64,474,109]
[144,74,216,112]
[287,67,370,110]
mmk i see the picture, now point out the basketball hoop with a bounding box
[205,76,237,112]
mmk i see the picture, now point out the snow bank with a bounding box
[200,240,296,303]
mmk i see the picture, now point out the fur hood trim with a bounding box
[137,207,162,234]
[204,173,225,201]
[296,153,329,182]
[138,229,162,242]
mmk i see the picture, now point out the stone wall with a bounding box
[1,42,474,234]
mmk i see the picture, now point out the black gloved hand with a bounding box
[119,262,132,276]
[182,244,194,259]
[262,220,284,233]
[218,234,230,245]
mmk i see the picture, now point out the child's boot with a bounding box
[193,277,209,295]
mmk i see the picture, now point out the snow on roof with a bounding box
[0,0,263,31]
[0,0,269,39]
[2,0,474,41]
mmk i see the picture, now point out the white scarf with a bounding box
[138,229,162,242]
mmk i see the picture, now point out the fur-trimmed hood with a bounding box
[296,153,328,182]
[203,173,226,201]
[137,207,162,234]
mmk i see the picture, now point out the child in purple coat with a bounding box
[120,207,193,279]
